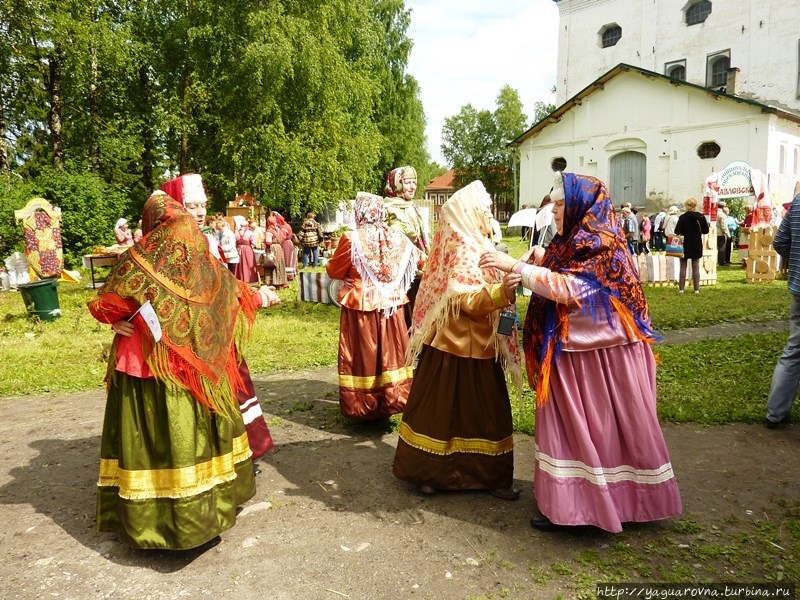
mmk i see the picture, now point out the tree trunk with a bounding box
[180,69,189,173]
[139,65,154,193]
[48,47,65,170]
[89,44,100,173]
[0,87,9,172]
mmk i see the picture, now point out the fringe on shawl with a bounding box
[532,291,655,407]
[351,235,416,319]
[407,287,524,397]
[141,316,250,422]
[533,302,568,407]
[407,292,467,367]
[138,285,257,422]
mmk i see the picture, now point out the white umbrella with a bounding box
[507,208,538,228]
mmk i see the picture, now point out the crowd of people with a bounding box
[91,167,691,551]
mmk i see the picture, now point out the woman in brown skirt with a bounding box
[392,180,522,500]
[325,192,420,419]
[262,215,288,287]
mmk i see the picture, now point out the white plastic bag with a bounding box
[4,252,30,288]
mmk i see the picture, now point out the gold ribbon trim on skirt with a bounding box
[399,421,513,456]
[338,366,414,390]
[97,432,252,500]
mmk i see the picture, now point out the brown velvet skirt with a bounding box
[337,306,412,420]
[393,345,514,491]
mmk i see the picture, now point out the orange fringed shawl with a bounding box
[88,192,258,419]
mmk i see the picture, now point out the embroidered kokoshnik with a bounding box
[97,432,252,500]
[338,366,414,390]
[535,442,676,485]
[399,421,513,456]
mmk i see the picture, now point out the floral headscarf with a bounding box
[408,180,522,390]
[523,173,656,403]
[90,192,257,419]
[383,166,417,198]
[350,192,417,316]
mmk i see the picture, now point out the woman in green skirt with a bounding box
[88,190,280,549]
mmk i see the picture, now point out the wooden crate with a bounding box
[745,226,779,283]
[636,254,681,285]
[635,235,717,287]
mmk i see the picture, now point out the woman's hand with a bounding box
[111,320,134,337]
[519,248,535,263]
[259,285,281,308]
[479,251,517,273]
[503,272,521,303]
[532,245,546,266]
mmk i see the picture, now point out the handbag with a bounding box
[665,235,684,258]
[259,249,276,268]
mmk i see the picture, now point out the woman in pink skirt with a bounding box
[233,215,259,283]
[481,172,682,533]
[273,212,298,280]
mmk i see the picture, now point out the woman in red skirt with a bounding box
[326,192,421,420]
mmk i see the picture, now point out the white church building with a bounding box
[514,0,800,210]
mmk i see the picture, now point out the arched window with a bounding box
[601,25,622,48]
[686,0,712,26]
[667,65,686,81]
[707,53,730,88]
[697,142,721,159]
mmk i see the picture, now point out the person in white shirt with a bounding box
[652,209,667,251]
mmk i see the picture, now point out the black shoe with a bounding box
[530,516,559,531]
[764,417,790,429]
[530,516,588,535]
[489,487,520,501]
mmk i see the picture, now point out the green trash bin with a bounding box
[18,278,62,321]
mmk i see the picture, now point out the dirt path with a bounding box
[1,365,799,600]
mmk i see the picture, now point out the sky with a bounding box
[404,0,561,166]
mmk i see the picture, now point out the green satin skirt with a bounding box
[96,372,256,549]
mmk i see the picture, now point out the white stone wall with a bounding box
[518,69,800,209]
[555,0,800,110]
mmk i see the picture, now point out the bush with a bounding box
[0,169,132,268]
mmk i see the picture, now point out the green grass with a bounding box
[656,331,787,424]
[0,275,337,397]
[0,255,792,430]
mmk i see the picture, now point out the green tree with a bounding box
[531,85,557,123]
[441,85,528,205]
[369,0,429,196]
[0,0,430,251]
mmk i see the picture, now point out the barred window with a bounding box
[667,65,686,81]
[686,1,712,26]
[708,54,730,88]
[697,142,721,159]
[601,25,622,48]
